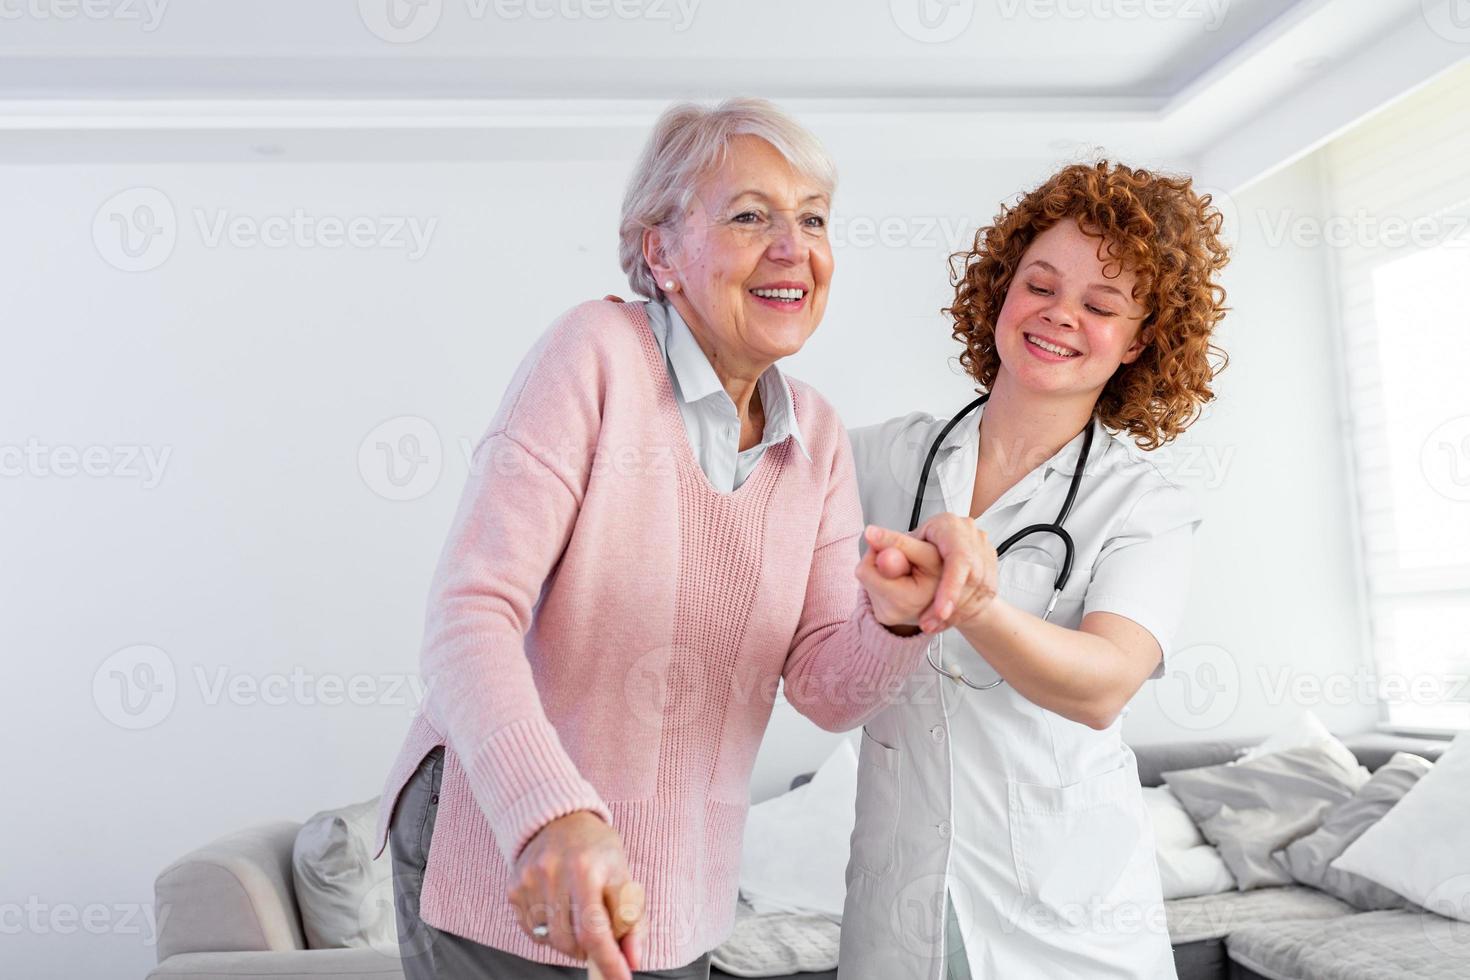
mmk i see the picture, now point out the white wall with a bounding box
[1,145,1369,978]
[1119,153,1378,744]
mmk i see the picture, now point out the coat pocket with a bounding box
[998,557,1092,622]
[849,727,902,879]
[1007,760,1146,913]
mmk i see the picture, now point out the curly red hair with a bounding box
[946,161,1230,450]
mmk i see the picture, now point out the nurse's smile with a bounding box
[1022,331,1082,361]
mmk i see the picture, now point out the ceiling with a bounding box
[0,0,1465,187]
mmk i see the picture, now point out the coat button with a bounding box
[929,725,945,743]
[937,820,952,840]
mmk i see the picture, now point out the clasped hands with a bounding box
[856,513,1001,636]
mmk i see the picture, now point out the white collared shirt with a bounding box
[644,298,811,493]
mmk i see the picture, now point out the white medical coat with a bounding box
[838,406,1199,980]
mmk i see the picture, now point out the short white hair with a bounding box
[619,98,838,299]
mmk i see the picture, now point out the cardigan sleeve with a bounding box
[416,304,615,868]
[779,422,932,732]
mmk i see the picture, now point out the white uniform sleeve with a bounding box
[846,411,935,553]
[1083,482,1202,679]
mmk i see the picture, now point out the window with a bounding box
[1324,61,1470,732]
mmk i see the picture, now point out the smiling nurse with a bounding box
[842,162,1231,979]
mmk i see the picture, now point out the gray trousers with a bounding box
[388,745,713,980]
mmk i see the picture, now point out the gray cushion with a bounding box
[291,797,396,950]
[1162,741,1369,889]
[1132,740,1244,787]
[1275,752,1432,911]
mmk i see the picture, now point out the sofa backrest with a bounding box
[1131,732,1449,787]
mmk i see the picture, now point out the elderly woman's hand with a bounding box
[855,525,944,633]
[509,812,644,979]
[861,516,1000,633]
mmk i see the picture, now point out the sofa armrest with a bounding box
[154,821,308,962]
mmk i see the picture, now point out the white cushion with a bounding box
[1332,731,1470,921]
[1239,710,1336,763]
[739,741,858,920]
[1142,786,1235,899]
[291,796,397,949]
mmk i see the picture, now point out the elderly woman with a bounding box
[369,99,933,980]
[840,162,1230,978]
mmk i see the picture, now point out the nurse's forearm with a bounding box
[955,599,1133,730]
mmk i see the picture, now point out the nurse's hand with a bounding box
[865,516,999,633]
[856,525,945,632]
[509,811,643,979]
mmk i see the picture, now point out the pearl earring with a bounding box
[664,280,676,291]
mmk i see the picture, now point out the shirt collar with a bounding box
[932,397,1110,512]
[649,299,811,462]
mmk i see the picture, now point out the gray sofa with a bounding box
[148,733,1450,980]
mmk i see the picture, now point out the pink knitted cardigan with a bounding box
[371,300,929,969]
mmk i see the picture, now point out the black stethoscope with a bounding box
[909,392,1096,690]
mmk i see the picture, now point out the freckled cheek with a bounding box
[995,300,1034,338]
